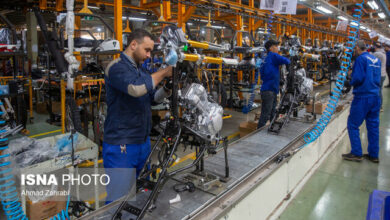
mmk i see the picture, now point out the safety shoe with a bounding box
[342,153,363,162]
[363,154,379,163]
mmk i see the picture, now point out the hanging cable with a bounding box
[302,0,365,146]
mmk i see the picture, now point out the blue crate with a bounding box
[367,190,390,220]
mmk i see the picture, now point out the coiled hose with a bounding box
[303,0,364,146]
[0,122,71,219]
[0,137,28,220]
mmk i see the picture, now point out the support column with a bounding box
[26,12,38,66]
[114,0,123,53]
[56,0,64,11]
[276,22,281,39]
[163,0,171,21]
[178,1,185,32]
[308,8,313,45]
[236,0,243,82]
[248,0,254,39]
[287,15,291,35]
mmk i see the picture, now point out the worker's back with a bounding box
[351,52,381,97]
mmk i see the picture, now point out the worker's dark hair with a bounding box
[127,29,155,45]
[356,40,366,51]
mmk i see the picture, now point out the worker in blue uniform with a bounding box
[103,29,173,203]
[342,40,381,163]
[257,40,291,129]
[385,43,390,87]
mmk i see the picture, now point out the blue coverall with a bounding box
[348,52,381,158]
[386,51,390,85]
[103,53,165,203]
[257,51,290,128]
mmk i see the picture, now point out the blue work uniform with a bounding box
[348,52,381,158]
[257,52,290,128]
[103,53,157,203]
[386,51,390,85]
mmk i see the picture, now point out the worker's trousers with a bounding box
[102,137,151,204]
[347,96,380,158]
[258,91,277,129]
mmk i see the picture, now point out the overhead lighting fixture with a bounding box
[378,12,386,19]
[316,6,332,14]
[388,24,390,28]
[87,6,100,10]
[350,21,359,26]
[360,26,366,30]
[97,27,102,32]
[367,28,371,32]
[121,16,147,21]
[367,1,379,10]
[211,25,225,29]
[337,16,348,21]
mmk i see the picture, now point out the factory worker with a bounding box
[257,40,291,129]
[342,40,381,163]
[371,42,386,111]
[103,29,172,203]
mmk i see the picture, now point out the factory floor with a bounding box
[279,86,390,220]
[2,83,387,219]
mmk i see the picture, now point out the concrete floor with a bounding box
[279,86,390,220]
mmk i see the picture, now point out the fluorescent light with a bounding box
[378,12,386,19]
[367,28,371,32]
[211,25,225,29]
[350,21,359,26]
[360,26,366,30]
[368,1,379,10]
[317,6,332,14]
[122,16,147,21]
[87,6,100,9]
[187,23,193,26]
[388,24,390,28]
[337,16,348,21]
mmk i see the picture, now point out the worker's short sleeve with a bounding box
[106,64,154,97]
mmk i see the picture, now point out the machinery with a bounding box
[268,35,313,134]
[112,25,230,220]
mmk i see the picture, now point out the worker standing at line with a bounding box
[103,29,173,203]
[342,40,381,163]
[257,40,291,129]
[372,42,386,111]
[385,43,390,88]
